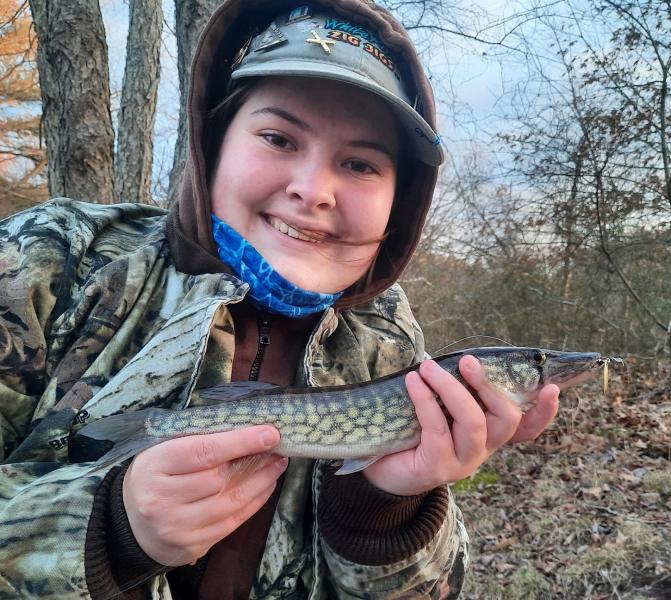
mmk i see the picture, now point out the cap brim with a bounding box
[232,62,444,167]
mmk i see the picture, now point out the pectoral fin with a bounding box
[226,451,276,488]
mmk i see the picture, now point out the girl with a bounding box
[0,1,559,598]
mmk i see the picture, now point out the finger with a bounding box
[458,355,521,419]
[148,426,281,475]
[405,370,454,450]
[458,355,522,450]
[405,371,450,437]
[404,370,460,487]
[149,478,283,567]
[416,360,487,462]
[509,384,559,443]
[190,480,282,550]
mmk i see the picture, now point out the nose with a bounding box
[285,158,337,209]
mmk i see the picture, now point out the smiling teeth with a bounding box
[268,216,320,243]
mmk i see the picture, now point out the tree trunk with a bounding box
[115,0,163,203]
[166,0,219,207]
[28,0,115,202]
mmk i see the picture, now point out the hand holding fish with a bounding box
[360,356,560,496]
[121,425,287,566]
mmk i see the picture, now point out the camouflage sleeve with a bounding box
[0,461,117,598]
[0,203,99,596]
[315,462,470,599]
[0,201,170,598]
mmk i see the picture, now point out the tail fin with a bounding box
[77,409,168,474]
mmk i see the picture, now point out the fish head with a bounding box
[477,348,546,408]
[474,347,607,409]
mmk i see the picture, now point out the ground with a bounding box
[456,358,671,599]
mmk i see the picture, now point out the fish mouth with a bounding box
[544,351,619,389]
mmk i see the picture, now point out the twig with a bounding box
[584,503,620,516]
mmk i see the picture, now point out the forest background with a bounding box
[0,0,669,598]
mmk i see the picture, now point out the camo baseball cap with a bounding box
[231,5,444,166]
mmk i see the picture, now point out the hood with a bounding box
[166,0,440,310]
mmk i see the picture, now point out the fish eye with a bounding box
[532,350,546,365]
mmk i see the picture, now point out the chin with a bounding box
[277,269,339,295]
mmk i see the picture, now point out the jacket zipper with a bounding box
[249,317,272,381]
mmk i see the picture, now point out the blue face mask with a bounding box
[211,214,343,317]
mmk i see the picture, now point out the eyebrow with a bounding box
[250,106,397,162]
[251,107,313,132]
[348,140,397,163]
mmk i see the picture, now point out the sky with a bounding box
[99,0,555,196]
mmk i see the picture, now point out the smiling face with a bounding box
[209,77,399,294]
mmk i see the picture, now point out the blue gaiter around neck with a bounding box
[211,214,343,317]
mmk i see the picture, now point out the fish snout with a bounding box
[544,351,603,388]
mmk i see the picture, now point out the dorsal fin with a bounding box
[196,381,281,403]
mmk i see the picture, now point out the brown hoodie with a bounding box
[166,0,439,307]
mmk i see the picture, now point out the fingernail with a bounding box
[426,360,442,373]
[461,355,481,374]
[260,430,278,448]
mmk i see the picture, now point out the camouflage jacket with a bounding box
[0,200,469,599]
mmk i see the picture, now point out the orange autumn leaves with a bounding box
[0,0,46,217]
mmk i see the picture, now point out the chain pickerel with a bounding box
[78,347,614,474]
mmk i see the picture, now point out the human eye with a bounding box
[343,159,378,175]
[260,131,295,150]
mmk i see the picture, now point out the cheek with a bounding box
[213,148,283,210]
[349,192,394,238]
[226,145,274,185]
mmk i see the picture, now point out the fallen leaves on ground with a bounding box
[457,358,671,600]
